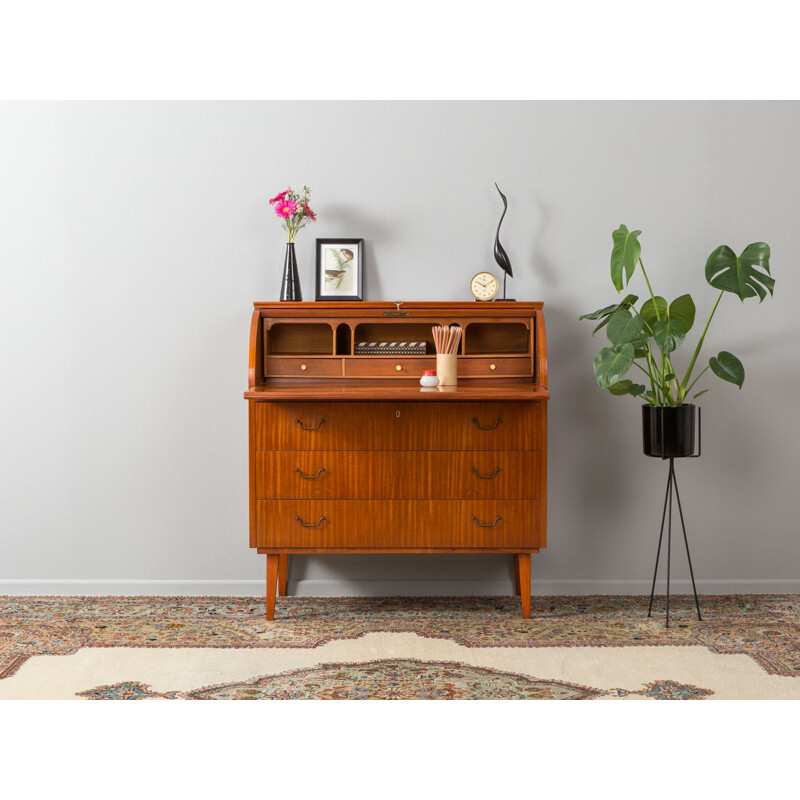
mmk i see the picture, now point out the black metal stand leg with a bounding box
[648,457,702,627]
[666,460,673,628]
[672,470,702,621]
[648,464,672,618]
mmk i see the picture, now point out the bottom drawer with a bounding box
[255,500,540,549]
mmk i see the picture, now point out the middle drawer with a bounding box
[256,451,540,500]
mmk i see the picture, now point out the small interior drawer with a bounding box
[344,357,435,378]
[459,357,532,378]
[266,357,342,378]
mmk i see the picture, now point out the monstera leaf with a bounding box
[640,296,668,331]
[608,379,646,397]
[579,293,639,334]
[593,344,635,389]
[709,351,745,388]
[606,309,645,346]
[705,242,774,301]
[610,225,642,292]
[653,319,687,354]
[668,294,696,333]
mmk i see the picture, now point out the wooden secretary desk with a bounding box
[244,301,548,619]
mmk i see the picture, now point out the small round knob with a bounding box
[395,364,402,372]
[300,364,307,371]
[489,363,496,371]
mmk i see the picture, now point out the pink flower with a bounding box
[269,190,290,205]
[303,204,317,221]
[274,199,297,218]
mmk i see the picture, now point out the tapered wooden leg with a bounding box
[518,553,531,619]
[266,553,279,620]
[278,554,288,597]
[513,555,521,595]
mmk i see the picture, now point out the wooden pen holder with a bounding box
[436,353,457,385]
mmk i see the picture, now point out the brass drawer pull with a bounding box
[471,515,502,528]
[471,467,503,480]
[295,515,326,528]
[295,418,325,431]
[472,418,502,430]
[295,467,326,480]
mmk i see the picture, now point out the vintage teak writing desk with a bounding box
[245,301,548,619]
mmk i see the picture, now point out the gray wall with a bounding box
[1,101,798,596]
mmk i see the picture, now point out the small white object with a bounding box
[420,371,439,387]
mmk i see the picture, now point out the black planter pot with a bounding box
[279,242,302,301]
[642,404,698,458]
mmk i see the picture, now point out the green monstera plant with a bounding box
[580,225,774,406]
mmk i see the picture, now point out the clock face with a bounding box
[470,271,499,301]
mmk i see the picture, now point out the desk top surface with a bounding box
[244,379,549,401]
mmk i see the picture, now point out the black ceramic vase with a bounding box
[279,242,302,301]
[642,404,697,458]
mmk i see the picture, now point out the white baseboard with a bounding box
[1,578,798,596]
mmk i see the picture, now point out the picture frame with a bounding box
[315,238,364,301]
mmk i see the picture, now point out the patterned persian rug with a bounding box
[1,594,798,700]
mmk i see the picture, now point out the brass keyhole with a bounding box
[396,410,401,418]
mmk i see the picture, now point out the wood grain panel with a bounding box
[255,451,540,500]
[256,500,540,549]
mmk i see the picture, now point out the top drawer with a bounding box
[255,402,396,451]
[396,402,542,450]
[254,401,542,451]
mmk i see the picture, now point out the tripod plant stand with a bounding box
[645,406,703,628]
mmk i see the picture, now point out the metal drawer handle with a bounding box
[295,467,326,480]
[471,467,503,480]
[471,515,502,528]
[472,418,502,430]
[295,515,326,528]
[295,418,325,431]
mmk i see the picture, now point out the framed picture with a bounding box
[315,238,364,301]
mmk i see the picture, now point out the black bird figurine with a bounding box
[493,183,514,301]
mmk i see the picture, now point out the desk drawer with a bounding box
[397,402,541,451]
[255,402,396,450]
[256,500,540,549]
[266,357,342,378]
[255,451,540,499]
[255,401,542,451]
[344,357,435,378]
[459,357,531,378]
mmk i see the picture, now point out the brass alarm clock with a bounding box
[470,271,500,301]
